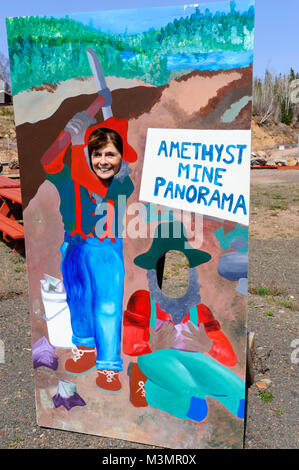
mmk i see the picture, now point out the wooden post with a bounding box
[246,331,255,387]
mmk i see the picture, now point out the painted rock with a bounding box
[218,252,248,281]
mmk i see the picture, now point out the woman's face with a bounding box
[90,141,122,180]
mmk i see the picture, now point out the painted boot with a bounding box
[186,397,208,422]
[128,362,148,407]
[65,346,97,375]
[96,369,122,393]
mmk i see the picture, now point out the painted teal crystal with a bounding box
[214,224,249,253]
[143,203,175,223]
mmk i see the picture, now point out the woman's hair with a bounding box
[88,127,123,157]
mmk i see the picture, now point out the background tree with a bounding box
[0,52,12,93]
[253,68,299,125]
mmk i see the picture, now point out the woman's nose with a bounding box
[99,155,108,164]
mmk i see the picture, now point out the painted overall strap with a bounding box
[149,295,157,340]
[71,182,92,239]
[189,305,198,327]
[149,297,198,334]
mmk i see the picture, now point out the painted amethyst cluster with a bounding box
[52,380,86,410]
[32,336,58,370]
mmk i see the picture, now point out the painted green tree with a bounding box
[7,3,254,95]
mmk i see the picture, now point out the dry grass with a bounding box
[249,184,299,239]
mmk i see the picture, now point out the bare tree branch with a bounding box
[0,52,11,93]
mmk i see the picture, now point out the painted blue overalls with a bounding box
[45,162,134,372]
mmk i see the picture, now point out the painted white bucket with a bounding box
[41,277,74,349]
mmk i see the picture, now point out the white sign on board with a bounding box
[139,128,251,225]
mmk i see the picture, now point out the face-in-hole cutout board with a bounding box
[6,0,254,448]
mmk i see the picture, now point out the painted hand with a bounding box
[149,322,180,352]
[65,111,96,146]
[181,322,213,353]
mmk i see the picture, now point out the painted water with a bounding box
[166,50,253,71]
[121,50,253,72]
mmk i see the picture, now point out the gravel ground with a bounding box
[245,239,299,449]
[0,174,298,450]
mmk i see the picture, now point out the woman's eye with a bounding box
[92,153,116,158]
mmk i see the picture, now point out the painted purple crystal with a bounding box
[52,380,86,410]
[32,336,58,370]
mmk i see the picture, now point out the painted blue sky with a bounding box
[0,0,298,78]
[64,1,254,36]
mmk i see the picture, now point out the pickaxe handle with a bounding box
[41,94,105,166]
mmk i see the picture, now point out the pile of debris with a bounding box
[251,149,299,168]
[0,157,19,175]
[7,157,19,170]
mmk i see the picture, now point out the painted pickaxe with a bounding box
[41,48,113,166]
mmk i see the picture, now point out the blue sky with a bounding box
[0,0,298,78]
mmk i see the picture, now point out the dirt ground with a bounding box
[250,172,299,239]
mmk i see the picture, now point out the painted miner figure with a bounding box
[123,220,245,422]
[41,105,137,394]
